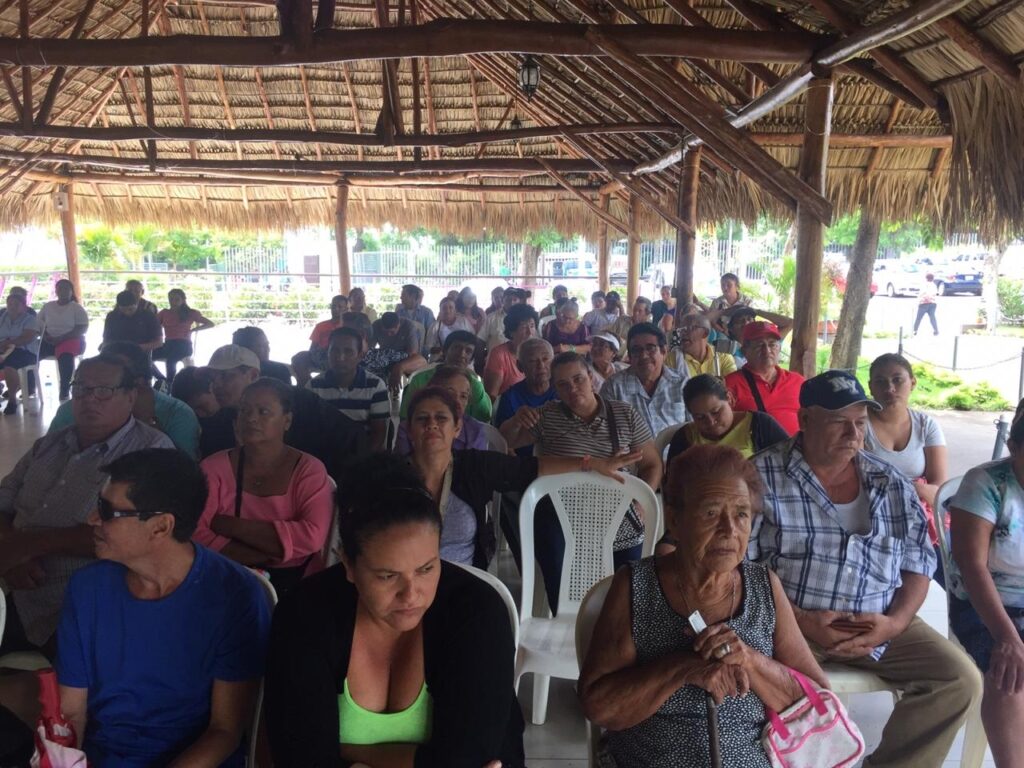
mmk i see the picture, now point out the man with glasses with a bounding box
[725,321,804,435]
[0,354,172,656]
[55,448,271,766]
[600,322,687,436]
[666,313,737,378]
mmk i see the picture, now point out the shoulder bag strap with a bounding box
[741,368,767,414]
[603,398,622,456]
[234,447,245,518]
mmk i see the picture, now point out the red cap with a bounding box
[741,321,782,344]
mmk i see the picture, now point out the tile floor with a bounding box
[0,385,999,766]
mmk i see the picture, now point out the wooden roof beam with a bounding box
[972,0,1024,28]
[35,0,99,126]
[0,21,822,67]
[538,158,638,238]
[935,15,1021,87]
[803,0,943,110]
[864,99,902,177]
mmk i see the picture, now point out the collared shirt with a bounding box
[48,391,201,459]
[396,306,435,355]
[725,365,804,436]
[749,439,936,659]
[477,309,507,352]
[666,345,738,379]
[0,418,173,645]
[307,367,389,424]
[0,310,40,356]
[399,364,492,422]
[600,365,688,436]
[102,309,161,347]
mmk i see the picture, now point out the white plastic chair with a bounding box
[654,423,684,461]
[13,362,40,414]
[934,475,988,768]
[538,315,556,336]
[247,570,278,768]
[0,590,52,671]
[515,472,660,725]
[452,562,519,653]
[576,575,613,766]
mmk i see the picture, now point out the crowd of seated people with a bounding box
[0,274,1016,768]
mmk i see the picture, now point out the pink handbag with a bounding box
[761,669,865,768]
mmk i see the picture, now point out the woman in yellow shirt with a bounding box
[666,374,789,463]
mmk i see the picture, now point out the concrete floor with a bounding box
[0,389,1006,767]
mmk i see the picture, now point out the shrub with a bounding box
[998,278,1024,326]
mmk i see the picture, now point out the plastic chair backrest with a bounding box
[247,570,278,768]
[575,576,614,766]
[451,562,520,652]
[654,423,684,461]
[934,475,964,590]
[518,472,659,622]
[322,477,342,568]
[538,315,556,335]
[479,422,508,454]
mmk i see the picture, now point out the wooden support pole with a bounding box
[627,195,641,309]
[790,75,834,378]
[59,183,82,300]
[673,146,701,312]
[0,22,822,67]
[598,193,610,293]
[335,184,351,293]
[18,0,30,132]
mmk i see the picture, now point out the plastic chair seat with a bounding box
[518,614,580,679]
[820,663,900,699]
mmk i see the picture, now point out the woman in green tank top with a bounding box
[264,454,525,768]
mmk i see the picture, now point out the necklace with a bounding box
[673,568,737,631]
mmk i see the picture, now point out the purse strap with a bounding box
[741,368,767,413]
[765,668,828,739]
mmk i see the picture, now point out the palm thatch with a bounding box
[0,0,1020,239]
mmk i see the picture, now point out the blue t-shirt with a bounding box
[56,545,271,767]
[494,381,559,458]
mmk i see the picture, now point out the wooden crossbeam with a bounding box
[936,15,1021,87]
[539,157,639,238]
[35,0,100,126]
[0,21,821,67]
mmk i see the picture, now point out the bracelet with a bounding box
[581,455,592,472]
[570,344,576,352]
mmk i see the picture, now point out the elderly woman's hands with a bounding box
[693,623,752,670]
[687,659,750,704]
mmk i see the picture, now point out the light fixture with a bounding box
[518,55,541,100]
[510,114,523,131]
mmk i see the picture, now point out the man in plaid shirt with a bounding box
[750,370,981,767]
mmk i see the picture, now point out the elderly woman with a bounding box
[265,455,524,768]
[580,444,828,767]
[193,377,335,594]
[544,299,591,355]
[482,302,538,399]
[667,374,789,464]
[407,385,639,568]
[948,416,1024,767]
[0,290,40,415]
[502,351,661,610]
[425,296,474,359]
[866,354,947,545]
[589,331,626,390]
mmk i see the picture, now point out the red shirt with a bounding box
[724,365,805,436]
[310,319,341,350]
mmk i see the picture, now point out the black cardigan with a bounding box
[666,410,790,465]
[449,449,540,568]
[264,561,526,768]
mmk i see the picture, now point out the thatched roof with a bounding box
[0,0,1021,239]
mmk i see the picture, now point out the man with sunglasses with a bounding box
[600,321,687,436]
[0,354,172,656]
[56,448,271,766]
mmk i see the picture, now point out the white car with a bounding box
[873,262,922,298]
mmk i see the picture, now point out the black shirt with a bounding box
[102,309,161,347]
[265,562,525,768]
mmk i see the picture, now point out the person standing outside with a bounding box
[914,273,939,336]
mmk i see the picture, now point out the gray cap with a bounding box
[206,344,260,371]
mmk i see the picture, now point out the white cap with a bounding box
[206,344,260,371]
[591,331,621,351]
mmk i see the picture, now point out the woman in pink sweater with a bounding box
[193,377,335,594]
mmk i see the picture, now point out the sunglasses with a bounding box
[96,495,166,522]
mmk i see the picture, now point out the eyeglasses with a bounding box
[628,343,662,358]
[96,495,166,522]
[70,383,129,401]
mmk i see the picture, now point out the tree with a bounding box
[78,226,130,269]
[831,205,881,370]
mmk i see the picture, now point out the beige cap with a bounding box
[206,344,260,371]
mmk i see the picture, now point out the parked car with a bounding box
[929,255,984,295]
[873,261,922,297]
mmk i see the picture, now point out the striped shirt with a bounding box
[307,367,389,423]
[0,418,173,645]
[600,365,688,437]
[529,396,654,550]
[749,438,936,659]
